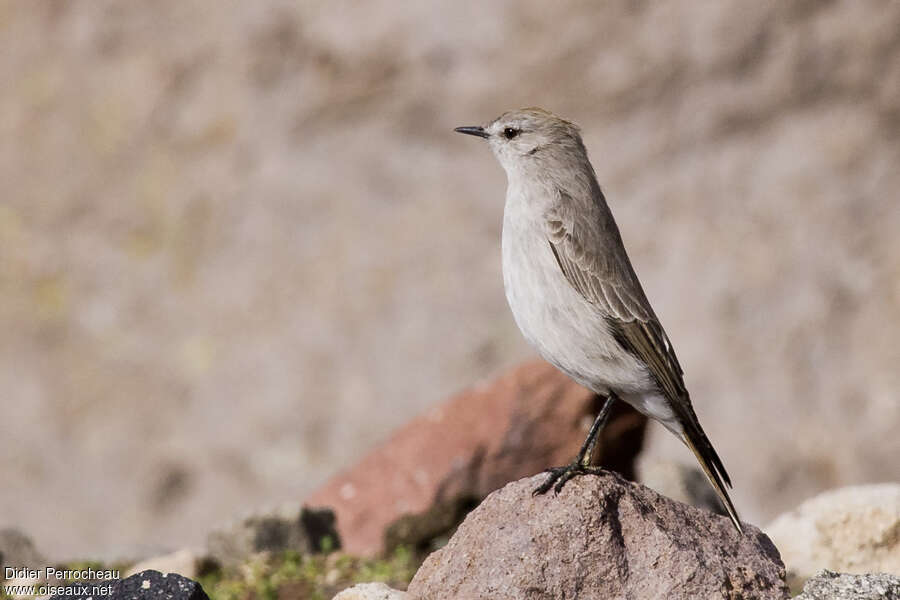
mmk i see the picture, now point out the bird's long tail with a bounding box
[681,425,743,533]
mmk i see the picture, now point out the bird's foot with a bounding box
[532,461,605,496]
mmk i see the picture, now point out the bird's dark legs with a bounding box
[532,393,617,496]
[575,393,614,467]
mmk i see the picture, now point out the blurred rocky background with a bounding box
[0,0,898,561]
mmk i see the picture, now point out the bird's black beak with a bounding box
[454,126,489,139]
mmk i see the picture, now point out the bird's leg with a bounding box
[532,393,616,496]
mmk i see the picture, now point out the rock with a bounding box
[49,570,208,600]
[0,528,46,574]
[765,484,900,589]
[207,505,339,567]
[126,548,215,579]
[795,570,900,600]
[638,458,724,516]
[0,528,51,592]
[332,582,410,600]
[408,473,789,600]
[306,361,646,556]
[115,571,209,600]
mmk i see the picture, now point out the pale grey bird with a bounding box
[455,108,742,533]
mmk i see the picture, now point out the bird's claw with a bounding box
[532,462,605,496]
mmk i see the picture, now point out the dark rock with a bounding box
[408,473,789,600]
[795,570,900,600]
[49,570,208,600]
[306,360,647,556]
[207,504,339,567]
[0,528,46,574]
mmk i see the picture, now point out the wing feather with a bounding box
[545,186,737,524]
[544,187,691,411]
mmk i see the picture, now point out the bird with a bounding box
[455,107,742,533]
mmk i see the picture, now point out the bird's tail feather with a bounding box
[681,426,743,533]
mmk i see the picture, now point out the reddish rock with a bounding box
[408,473,790,600]
[305,360,646,556]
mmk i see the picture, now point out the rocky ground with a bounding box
[1,0,899,564]
[2,363,899,599]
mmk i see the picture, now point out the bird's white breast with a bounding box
[500,184,652,396]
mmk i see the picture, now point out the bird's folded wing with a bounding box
[548,188,736,497]
[545,190,688,403]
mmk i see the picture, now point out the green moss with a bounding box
[198,547,418,600]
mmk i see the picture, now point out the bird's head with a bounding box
[455,108,587,179]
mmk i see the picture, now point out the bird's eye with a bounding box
[503,127,520,140]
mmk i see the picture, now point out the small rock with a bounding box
[126,548,215,579]
[765,484,900,588]
[49,570,208,600]
[408,473,789,600]
[795,570,900,600]
[306,360,647,555]
[0,528,46,574]
[332,582,410,600]
[207,504,339,567]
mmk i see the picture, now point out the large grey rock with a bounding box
[408,473,789,600]
[207,504,339,567]
[765,484,900,588]
[795,570,900,600]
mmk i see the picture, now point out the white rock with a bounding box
[766,484,900,588]
[125,548,207,579]
[332,582,410,600]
